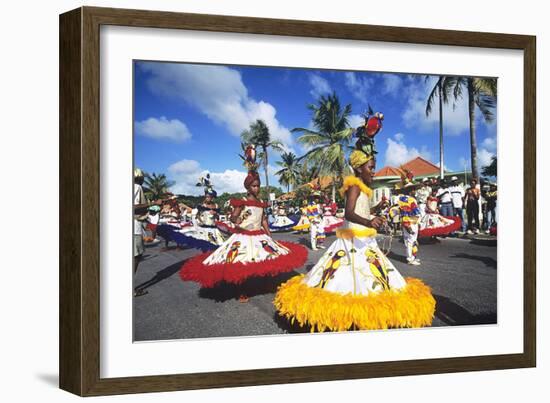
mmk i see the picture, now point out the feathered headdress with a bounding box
[350,106,384,169]
[241,144,260,188]
[196,173,217,197]
[395,169,419,190]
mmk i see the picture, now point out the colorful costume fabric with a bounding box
[176,204,225,246]
[418,196,462,237]
[392,194,421,263]
[292,206,310,231]
[275,176,435,332]
[321,205,344,233]
[269,207,297,232]
[180,198,307,288]
[306,202,325,249]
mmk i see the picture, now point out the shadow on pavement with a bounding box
[449,253,497,269]
[198,271,299,302]
[387,250,408,264]
[273,312,311,334]
[434,294,497,326]
[134,260,183,292]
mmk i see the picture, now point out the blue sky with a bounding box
[134,61,497,195]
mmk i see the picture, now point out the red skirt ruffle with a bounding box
[419,216,462,237]
[179,241,308,288]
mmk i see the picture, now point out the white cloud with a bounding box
[167,159,201,175]
[308,73,332,99]
[381,74,403,96]
[478,148,495,169]
[140,62,294,150]
[401,76,472,136]
[344,72,373,102]
[384,138,432,167]
[348,114,365,129]
[135,116,191,142]
[481,136,497,152]
[393,132,405,142]
[167,159,247,196]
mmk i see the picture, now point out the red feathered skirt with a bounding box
[179,232,308,288]
[419,213,462,237]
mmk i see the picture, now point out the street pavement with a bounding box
[133,231,497,341]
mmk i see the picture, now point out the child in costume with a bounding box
[306,193,326,250]
[275,111,435,332]
[391,172,422,266]
[180,145,307,301]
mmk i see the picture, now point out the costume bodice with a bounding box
[346,191,373,231]
[239,205,263,230]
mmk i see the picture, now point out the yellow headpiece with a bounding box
[349,149,373,169]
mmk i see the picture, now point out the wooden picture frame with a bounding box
[59,6,536,396]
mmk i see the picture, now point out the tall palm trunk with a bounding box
[438,83,444,179]
[467,78,479,179]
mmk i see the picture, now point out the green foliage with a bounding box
[275,152,301,192]
[143,172,175,201]
[293,92,354,191]
[241,119,284,191]
[481,156,497,177]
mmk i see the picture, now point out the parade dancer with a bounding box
[418,189,462,238]
[306,193,326,250]
[393,172,422,266]
[269,203,297,232]
[275,110,435,332]
[156,174,225,251]
[179,145,307,301]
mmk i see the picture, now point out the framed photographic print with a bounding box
[59,6,536,396]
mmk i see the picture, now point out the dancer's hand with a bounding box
[369,216,386,229]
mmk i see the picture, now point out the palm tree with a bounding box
[275,152,301,193]
[425,76,454,179]
[292,92,354,201]
[143,172,175,200]
[241,119,284,191]
[448,77,497,179]
[481,156,497,177]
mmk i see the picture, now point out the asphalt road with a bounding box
[133,231,497,341]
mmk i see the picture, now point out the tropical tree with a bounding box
[481,156,497,177]
[425,76,454,179]
[292,92,354,201]
[143,172,175,200]
[447,77,497,179]
[241,119,284,191]
[275,152,301,193]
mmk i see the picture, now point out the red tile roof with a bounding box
[375,157,440,177]
[374,166,405,177]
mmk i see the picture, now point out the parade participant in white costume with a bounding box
[391,172,423,266]
[269,203,296,232]
[418,189,462,238]
[180,145,307,302]
[275,111,435,332]
[415,178,431,218]
[306,193,326,250]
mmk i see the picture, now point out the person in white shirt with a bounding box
[448,176,466,232]
[436,179,453,217]
[133,168,149,297]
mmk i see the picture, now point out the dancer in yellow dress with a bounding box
[275,111,436,331]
